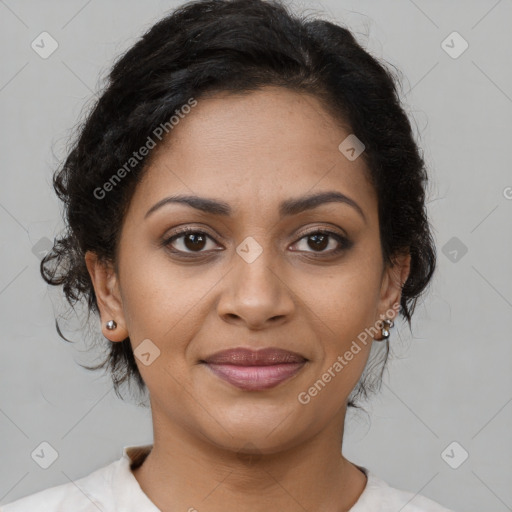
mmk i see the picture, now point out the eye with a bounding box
[163,228,220,254]
[162,227,352,257]
[290,229,352,255]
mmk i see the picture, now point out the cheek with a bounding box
[299,256,381,382]
[118,242,196,334]
[118,247,219,378]
[305,262,381,337]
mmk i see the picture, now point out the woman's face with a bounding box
[87,86,409,454]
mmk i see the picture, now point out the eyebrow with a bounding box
[144,190,367,223]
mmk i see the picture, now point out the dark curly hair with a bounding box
[41,0,436,409]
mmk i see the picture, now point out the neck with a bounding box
[132,403,367,512]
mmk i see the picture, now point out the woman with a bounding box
[2,0,455,510]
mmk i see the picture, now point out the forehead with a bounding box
[130,86,377,221]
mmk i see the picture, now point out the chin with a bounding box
[199,410,310,455]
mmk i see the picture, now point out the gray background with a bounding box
[1,1,511,511]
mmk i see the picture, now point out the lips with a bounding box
[203,347,306,366]
[202,348,307,391]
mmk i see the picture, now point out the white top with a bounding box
[1,444,455,511]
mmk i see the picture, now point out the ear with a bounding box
[85,251,128,342]
[377,250,411,321]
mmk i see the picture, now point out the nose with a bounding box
[216,248,296,330]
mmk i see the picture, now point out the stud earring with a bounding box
[106,320,117,330]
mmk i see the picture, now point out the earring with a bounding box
[106,320,117,330]
[380,318,394,340]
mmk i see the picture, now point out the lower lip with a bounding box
[204,362,306,391]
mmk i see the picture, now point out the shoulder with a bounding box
[0,459,118,512]
[351,468,456,512]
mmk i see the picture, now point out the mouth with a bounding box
[201,347,308,391]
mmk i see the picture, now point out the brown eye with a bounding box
[306,233,329,251]
[291,230,352,255]
[164,229,219,254]
[182,232,207,251]
[162,227,352,258]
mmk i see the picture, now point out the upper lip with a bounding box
[202,347,307,366]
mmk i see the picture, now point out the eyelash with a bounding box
[162,226,352,258]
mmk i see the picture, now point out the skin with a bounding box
[85,86,410,512]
